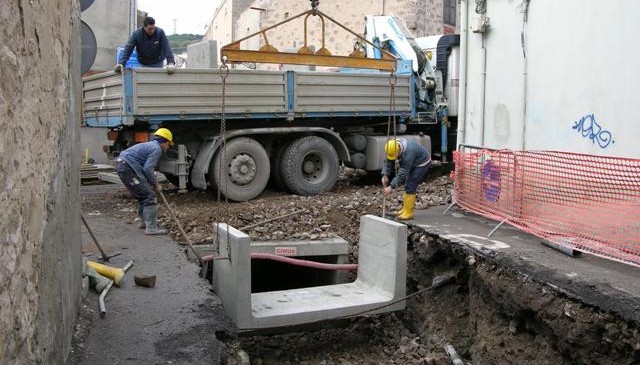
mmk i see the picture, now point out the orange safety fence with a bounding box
[452,145,640,267]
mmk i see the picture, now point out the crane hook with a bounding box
[310,0,319,14]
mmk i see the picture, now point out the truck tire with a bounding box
[210,137,270,202]
[280,136,339,196]
[270,142,289,191]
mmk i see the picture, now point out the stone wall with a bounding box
[0,1,81,364]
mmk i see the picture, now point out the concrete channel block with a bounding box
[212,214,407,331]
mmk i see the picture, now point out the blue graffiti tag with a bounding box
[572,113,615,148]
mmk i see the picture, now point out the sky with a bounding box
[137,0,220,35]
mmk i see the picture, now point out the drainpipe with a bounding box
[456,0,469,148]
[479,33,487,146]
[130,0,137,33]
[520,0,531,150]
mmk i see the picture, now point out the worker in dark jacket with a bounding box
[114,17,176,74]
[116,128,173,235]
[381,138,432,220]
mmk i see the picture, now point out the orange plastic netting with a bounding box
[452,146,640,267]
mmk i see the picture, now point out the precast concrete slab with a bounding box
[212,214,407,331]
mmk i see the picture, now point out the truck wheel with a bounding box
[210,137,270,202]
[280,136,339,196]
[270,142,289,191]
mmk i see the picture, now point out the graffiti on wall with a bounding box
[572,113,615,149]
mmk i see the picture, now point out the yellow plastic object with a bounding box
[397,194,416,220]
[87,261,125,287]
[384,139,402,160]
[153,128,174,145]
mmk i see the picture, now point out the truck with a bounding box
[82,14,460,201]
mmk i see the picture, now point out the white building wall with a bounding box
[460,0,640,158]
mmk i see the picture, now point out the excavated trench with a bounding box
[234,227,640,365]
[402,228,639,365]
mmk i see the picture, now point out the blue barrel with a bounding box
[116,47,141,68]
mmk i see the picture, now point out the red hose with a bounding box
[200,253,357,271]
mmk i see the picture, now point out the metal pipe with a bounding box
[445,344,465,365]
[479,34,487,146]
[520,0,531,150]
[456,0,469,148]
[541,238,581,257]
[99,280,114,317]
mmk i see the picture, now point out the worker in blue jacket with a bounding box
[116,128,173,235]
[114,17,176,74]
[381,138,432,220]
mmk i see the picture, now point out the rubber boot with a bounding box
[395,193,408,216]
[137,205,146,229]
[397,194,416,220]
[143,205,167,235]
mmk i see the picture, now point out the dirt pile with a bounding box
[83,169,452,249]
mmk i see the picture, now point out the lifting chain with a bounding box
[382,69,398,218]
[215,57,232,261]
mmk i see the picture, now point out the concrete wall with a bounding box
[0,1,82,364]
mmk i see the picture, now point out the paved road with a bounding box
[69,211,233,365]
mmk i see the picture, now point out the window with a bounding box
[443,0,456,26]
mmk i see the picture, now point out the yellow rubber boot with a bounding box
[395,193,408,216]
[397,194,416,220]
[87,261,125,287]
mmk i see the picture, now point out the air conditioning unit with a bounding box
[81,0,136,73]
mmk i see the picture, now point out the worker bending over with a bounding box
[116,128,173,235]
[381,138,432,220]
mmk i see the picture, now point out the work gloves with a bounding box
[113,64,124,73]
[166,63,176,74]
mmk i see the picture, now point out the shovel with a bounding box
[81,214,122,261]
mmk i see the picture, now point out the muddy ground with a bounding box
[81,168,639,365]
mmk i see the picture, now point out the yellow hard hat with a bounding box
[384,139,402,160]
[154,128,174,145]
